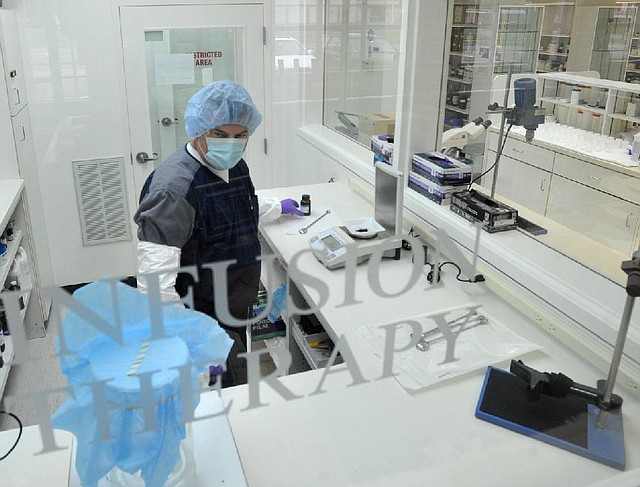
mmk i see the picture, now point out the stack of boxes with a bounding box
[408,151,472,205]
[371,135,394,166]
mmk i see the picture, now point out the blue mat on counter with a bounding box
[475,366,625,470]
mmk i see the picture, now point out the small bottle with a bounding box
[6,281,24,310]
[300,195,311,216]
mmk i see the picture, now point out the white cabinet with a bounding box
[11,108,54,297]
[483,129,640,256]
[0,2,27,116]
[546,175,640,256]
[486,151,550,215]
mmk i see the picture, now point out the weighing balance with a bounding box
[309,163,404,270]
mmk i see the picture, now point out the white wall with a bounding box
[10,0,336,286]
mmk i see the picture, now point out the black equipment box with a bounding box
[450,190,517,233]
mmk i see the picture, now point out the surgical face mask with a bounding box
[204,137,247,170]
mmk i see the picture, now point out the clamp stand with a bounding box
[475,245,640,470]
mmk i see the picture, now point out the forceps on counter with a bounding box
[299,209,331,234]
[410,313,489,352]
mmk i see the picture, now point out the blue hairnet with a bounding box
[184,80,263,137]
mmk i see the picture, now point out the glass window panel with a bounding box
[323,0,402,147]
[437,0,640,284]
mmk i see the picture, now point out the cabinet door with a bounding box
[486,151,550,215]
[12,108,53,314]
[0,2,27,116]
[0,43,18,177]
[546,175,640,256]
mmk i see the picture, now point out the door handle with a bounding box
[13,88,20,105]
[586,174,601,181]
[511,147,524,154]
[160,117,179,126]
[540,178,546,191]
[136,151,159,164]
[625,213,633,228]
[17,124,26,141]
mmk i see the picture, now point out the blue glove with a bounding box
[280,198,304,216]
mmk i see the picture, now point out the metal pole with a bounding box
[490,66,513,199]
[596,241,640,427]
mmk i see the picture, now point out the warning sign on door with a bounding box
[193,51,223,66]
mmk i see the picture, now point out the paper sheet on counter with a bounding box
[357,304,541,391]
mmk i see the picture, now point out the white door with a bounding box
[119,4,268,203]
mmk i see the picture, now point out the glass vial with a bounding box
[300,194,311,216]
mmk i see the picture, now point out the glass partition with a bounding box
[323,0,403,147]
[430,0,640,285]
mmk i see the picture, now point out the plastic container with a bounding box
[591,113,603,133]
[570,88,581,105]
[14,247,32,290]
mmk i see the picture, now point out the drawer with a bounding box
[554,154,640,204]
[488,131,555,171]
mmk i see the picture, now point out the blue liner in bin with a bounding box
[52,280,233,487]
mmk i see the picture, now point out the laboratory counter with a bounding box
[220,181,640,487]
[1,182,639,487]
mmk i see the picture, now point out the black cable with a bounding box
[425,261,485,284]
[467,122,514,190]
[0,410,23,461]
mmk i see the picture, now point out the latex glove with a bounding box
[280,198,304,216]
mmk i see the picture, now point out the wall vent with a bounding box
[72,157,131,246]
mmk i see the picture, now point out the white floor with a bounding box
[0,316,66,431]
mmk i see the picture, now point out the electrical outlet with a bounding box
[534,312,557,333]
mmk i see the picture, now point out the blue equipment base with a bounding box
[475,366,626,470]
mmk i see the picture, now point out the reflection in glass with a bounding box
[434,0,640,284]
[323,0,402,147]
[144,28,242,167]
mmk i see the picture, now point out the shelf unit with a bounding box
[535,3,575,74]
[494,5,543,75]
[444,0,480,129]
[0,180,22,401]
[539,71,640,136]
[591,5,637,82]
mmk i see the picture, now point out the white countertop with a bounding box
[219,182,640,487]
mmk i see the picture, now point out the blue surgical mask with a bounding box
[204,138,247,170]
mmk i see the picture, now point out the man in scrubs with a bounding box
[134,80,303,386]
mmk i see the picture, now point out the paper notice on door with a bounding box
[155,54,194,85]
[202,67,214,85]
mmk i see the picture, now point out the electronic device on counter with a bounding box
[309,219,388,270]
[450,189,517,233]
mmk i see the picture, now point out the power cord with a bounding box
[467,122,514,190]
[0,410,23,460]
[425,261,485,284]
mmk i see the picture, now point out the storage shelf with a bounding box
[449,51,474,57]
[0,230,23,288]
[448,76,472,84]
[452,24,477,29]
[540,97,606,115]
[539,52,568,57]
[0,336,14,400]
[541,33,571,38]
[290,318,332,370]
[0,179,23,233]
[609,112,640,123]
[445,104,469,114]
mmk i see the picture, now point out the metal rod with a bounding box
[599,240,640,413]
[490,66,513,198]
[601,296,636,407]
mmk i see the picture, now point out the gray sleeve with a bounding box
[134,190,196,249]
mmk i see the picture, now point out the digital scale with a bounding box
[309,163,404,270]
[309,220,389,270]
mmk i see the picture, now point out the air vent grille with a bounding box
[72,157,131,245]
